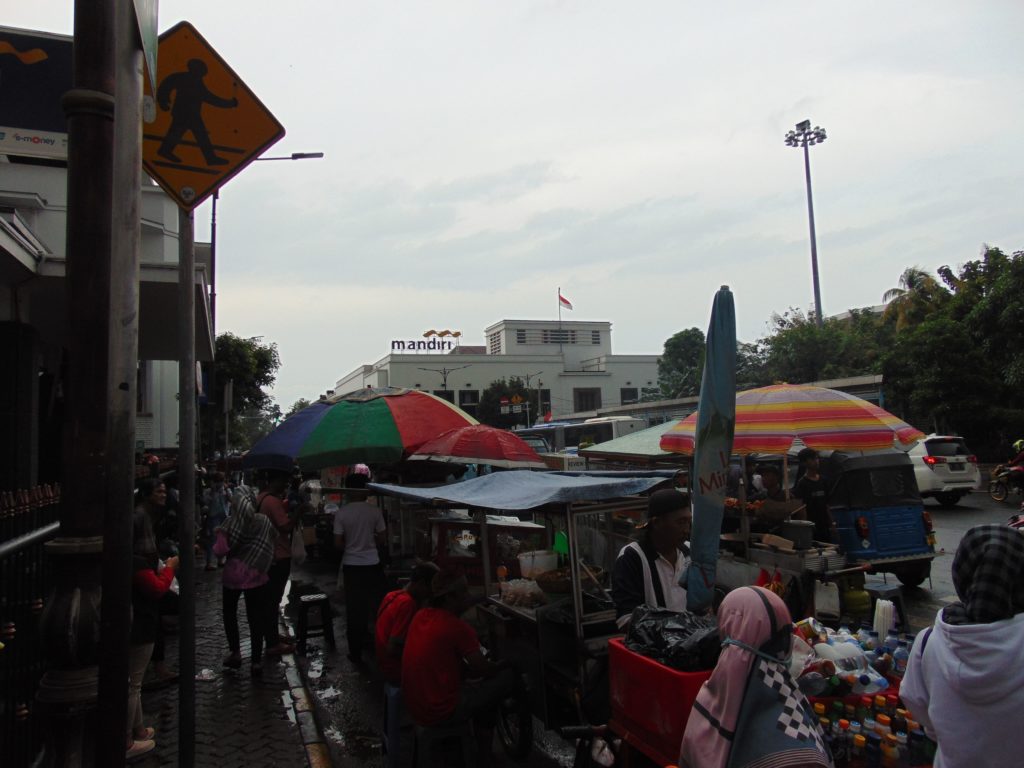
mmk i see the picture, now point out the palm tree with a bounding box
[883,267,946,330]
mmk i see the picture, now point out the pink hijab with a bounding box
[679,586,793,768]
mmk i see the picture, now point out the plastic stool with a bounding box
[413,720,474,768]
[383,683,403,768]
[865,583,909,632]
[295,593,336,654]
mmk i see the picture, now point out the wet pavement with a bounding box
[136,566,314,767]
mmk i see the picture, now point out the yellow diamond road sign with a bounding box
[142,22,285,211]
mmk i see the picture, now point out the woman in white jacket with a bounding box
[900,524,1024,768]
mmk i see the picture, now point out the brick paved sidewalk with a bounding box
[136,566,316,767]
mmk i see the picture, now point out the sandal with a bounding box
[222,652,242,670]
[126,738,156,760]
[265,642,295,657]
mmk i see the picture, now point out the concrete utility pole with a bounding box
[36,0,141,765]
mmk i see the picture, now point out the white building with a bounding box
[0,27,213,488]
[335,319,659,420]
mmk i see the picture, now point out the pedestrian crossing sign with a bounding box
[142,22,285,211]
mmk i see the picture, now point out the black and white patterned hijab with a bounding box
[943,524,1024,626]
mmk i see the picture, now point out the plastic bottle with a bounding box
[833,719,851,764]
[832,701,845,726]
[865,731,882,768]
[875,714,892,737]
[820,717,834,761]
[814,702,828,720]
[885,695,900,719]
[892,640,910,677]
[908,728,928,766]
[884,629,900,654]
[881,734,901,767]
[863,717,877,738]
[851,734,867,768]
[866,631,880,651]
[894,731,909,764]
[856,697,872,723]
[797,671,831,697]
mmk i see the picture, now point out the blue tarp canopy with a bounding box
[368,470,675,510]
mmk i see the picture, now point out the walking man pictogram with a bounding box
[156,58,238,166]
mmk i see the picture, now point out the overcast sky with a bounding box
[11,2,1024,410]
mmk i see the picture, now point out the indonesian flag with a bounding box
[558,291,573,310]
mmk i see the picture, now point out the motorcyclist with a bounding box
[1009,439,1024,468]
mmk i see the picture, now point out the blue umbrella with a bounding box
[243,400,332,471]
[686,286,737,612]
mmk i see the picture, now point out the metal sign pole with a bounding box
[177,208,196,768]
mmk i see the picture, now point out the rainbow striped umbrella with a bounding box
[660,383,924,456]
[244,387,477,471]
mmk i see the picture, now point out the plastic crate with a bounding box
[608,637,712,767]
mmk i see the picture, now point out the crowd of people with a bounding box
[122,459,1024,768]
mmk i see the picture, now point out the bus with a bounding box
[514,416,648,453]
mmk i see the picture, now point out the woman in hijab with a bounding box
[214,484,279,676]
[679,586,832,768]
[900,524,1024,768]
[129,499,178,759]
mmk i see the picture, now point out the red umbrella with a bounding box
[408,425,547,469]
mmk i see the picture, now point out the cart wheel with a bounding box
[496,693,533,761]
[895,562,931,589]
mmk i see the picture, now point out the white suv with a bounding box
[909,434,981,506]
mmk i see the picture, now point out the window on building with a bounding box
[487,332,502,355]
[513,328,579,345]
[137,360,151,414]
[458,389,479,416]
[591,330,601,345]
[620,387,639,405]
[573,388,602,412]
[538,388,552,415]
[433,390,454,403]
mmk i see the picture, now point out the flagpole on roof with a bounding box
[557,286,563,353]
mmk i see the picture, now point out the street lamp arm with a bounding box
[254,151,325,161]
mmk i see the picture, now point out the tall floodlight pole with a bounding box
[785,120,827,327]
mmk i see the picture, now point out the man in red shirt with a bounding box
[376,562,439,684]
[376,561,438,768]
[401,569,519,764]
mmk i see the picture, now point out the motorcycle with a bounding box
[988,464,1024,503]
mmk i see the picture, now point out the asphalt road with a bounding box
[870,489,1017,631]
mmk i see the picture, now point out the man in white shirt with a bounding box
[611,489,692,629]
[333,469,387,662]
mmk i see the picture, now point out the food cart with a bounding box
[367,470,679,760]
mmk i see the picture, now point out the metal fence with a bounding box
[0,486,60,767]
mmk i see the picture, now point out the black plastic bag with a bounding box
[624,606,720,671]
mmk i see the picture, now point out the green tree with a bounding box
[882,266,948,331]
[757,308,889,384]
[657,328,705,398]
[476,378,540,429]
[286,398,311,418]
[203,333,281,456]
[882,316,996,436]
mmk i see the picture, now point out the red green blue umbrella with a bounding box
[660,383,924,456]
[244,387,477,471]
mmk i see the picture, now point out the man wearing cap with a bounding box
[401,569,519,764]
[612,489,692,629]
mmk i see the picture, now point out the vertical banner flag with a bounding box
[686,286,737,612]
